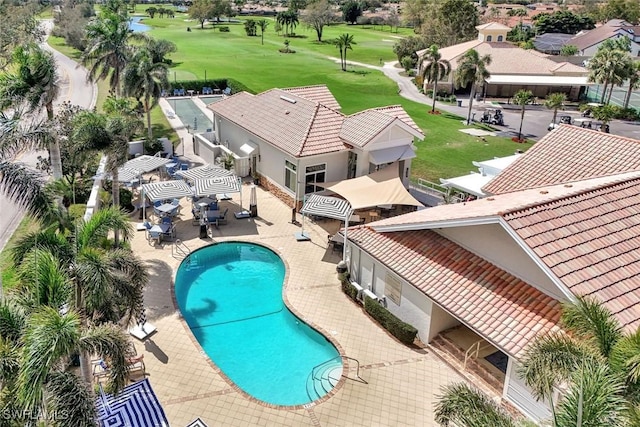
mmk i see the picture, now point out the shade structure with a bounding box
[98,167,142,183]
[192,176,241,197]
[174,164,233,181]
[96,379,169,427]
[141,180,193,202]
[316,167,423,210]
[301,194,352,220]
[124,155,172,173]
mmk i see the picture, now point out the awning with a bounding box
[96,378,169,427]
[239,141,258,156]
[141,180,193,201]
[440,173,494,197]
[193,176,241,197]
[175,164,233,181]
[124,155,172,173]
[316,167,423,210]
[301,194,352,220]
[368,145,416,165]
[485,75,589,86]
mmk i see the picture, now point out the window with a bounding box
[347,152,357,179]
[497,35,503,42]
[284,160,296,192]
[304,164,326,194]
[486,35,492,42]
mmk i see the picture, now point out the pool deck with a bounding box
[128,102,466,426]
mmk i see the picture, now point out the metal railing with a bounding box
[464,339,494,369]
[171,239,190,260]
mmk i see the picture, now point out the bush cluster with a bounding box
[218,26,230,32]
[170,78,255,94]
[425,89,457,103]
[341,280,358,301]
[364,296,418,345]
[52,3,94,51]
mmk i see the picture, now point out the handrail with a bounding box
[343,356,367,384]
[463,339,493,369]
[310,355,368,385]
[171,239,190,259]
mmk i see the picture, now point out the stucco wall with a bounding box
[435,224,567,301]
[504,359,552,422]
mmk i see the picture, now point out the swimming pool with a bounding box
[167,98,214,132]
[175,242,342,406]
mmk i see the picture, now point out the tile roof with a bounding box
[209,87,422,157]
[372,172,640,229]
[570,21,625,50]
[483,125,640,195]
[476,22,511,31]
[208,89,345,157]
[282,85,341,111]
[347,227,561,358]
[503,177,640,331]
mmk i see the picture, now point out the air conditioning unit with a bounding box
[351,282,364,301]
[363,288,378,301]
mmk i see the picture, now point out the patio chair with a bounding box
[180,163,189,171]
[153,200,162,208]
[202,87,213,95]
[171,198,180,206]
[161,216,173,225]
[162,224,176,240]
[223,87,231,95]
[217,208,229,225]
[147,229,162,245]
[161,90,169,98]
[173,89,181,97]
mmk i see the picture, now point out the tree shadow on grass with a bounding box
[441,112,465,121]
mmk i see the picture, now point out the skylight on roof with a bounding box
[280,95,297,104]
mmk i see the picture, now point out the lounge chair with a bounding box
[202,87,213,95]
[186,418,209,427]
[223,87,231,95]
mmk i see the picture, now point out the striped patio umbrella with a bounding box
[193,176,241,197]
[301,194,353,260]
[96,379,169,427]
[174,164,233,181]
[141,180,193,202]
[96,167,142,183]
[124,155,172,173]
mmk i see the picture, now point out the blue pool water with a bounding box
[168,98,214,132]
[175,242,341,406]
[129,16,150,32]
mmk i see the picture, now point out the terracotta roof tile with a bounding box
[484,126,640,195]
[282,84,341,111]
[347,227,561,358]
[503,177,640,331]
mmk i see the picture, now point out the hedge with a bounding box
[364,295,418,345]
[341,279,358,301]
[170,78,255,95]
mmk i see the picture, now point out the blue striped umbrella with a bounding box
[96,379,169,427]
[301,194,352,220]
[141,180,193,202]
[193,176,241,197]
[124,155,172,173]
[174,164,233,181]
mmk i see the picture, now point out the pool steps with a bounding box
[306,358,343,401]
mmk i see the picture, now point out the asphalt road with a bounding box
[0,20,96,252]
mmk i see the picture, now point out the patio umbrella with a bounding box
[193,176,243,209]
[249,185,257,217]
[96,379,169,427]
[140,180,193,219]
[174,164,233,181]
[301,194,353,259]
[94,167,142,183]
[124,155,172,174]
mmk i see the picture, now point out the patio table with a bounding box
[149,223,171,234]
[156,203,178,216]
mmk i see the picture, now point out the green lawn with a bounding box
[51,12,528,182]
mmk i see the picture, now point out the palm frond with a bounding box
[10,228,73,268]
[0,161,60,222]
[610,329,640,402]
[13,249,71,311]
[78,323,132,394]
[106,248,148,326]
[434,383,516,427]
[518,332,595,401]
[18,307,81,411]
[562,295,622,359]
[0,301,27,343]
[0,335,21,385]
[45,371,97,427]
[75,247,114,320]
[75,206,133,249]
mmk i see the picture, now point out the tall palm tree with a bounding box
[623,60,640,109]
[454,49,492,125]
[334,33,356,71]
[0,43,63,180]
[123,46,170,140]
[588,48,631,104]
[544,92,567,126]
[71,110,142,246]
[420,45,451,114]
[145,38,177,66]
[82,4,146,97]
[513,89,533,141]
[258,19,269,45]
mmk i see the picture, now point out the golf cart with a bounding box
[547,115,572,131]
[581,102,603,118]
[479,108,505,126]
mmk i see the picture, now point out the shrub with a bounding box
[171,78,255,95]
[218,26,230,32]
[119,188,134,212]
[364,296,418,345]
[144,137,164,155]
[400,55,414,72]
[68,204,87,221]
[341,280,358,301]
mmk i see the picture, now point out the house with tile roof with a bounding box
[569,19,640,57]
[204,85,424,208]
[339,126,640,422]
[417,23,589,100]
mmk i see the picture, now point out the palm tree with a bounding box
[0,43,63,180]
[544,92,567,126]
[435,383,519,427]
[83,4,146,97]
[513,89,533,141]
[123,46,170,140]
[588,48,631,104]
[145,38,177,65]
[419,45,451,114]
[454,49,492,125]
[623,60,640,109]
[258,19,269,45]
[71,110,142,246]
[334,33,356,71]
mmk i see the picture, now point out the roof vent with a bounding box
[285,110,290,115]
[564,184,573,188]
[540,190,549,194]
[280,95,297,104]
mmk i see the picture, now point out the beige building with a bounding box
[417,23,590,100]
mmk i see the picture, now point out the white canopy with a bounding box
[141,180,193,202]
[316,167,423,210]
[192,176,241,197]
[485,75,589,86]
[175,164,233,181]
[440,173,494,197]
[124,155,172,173]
